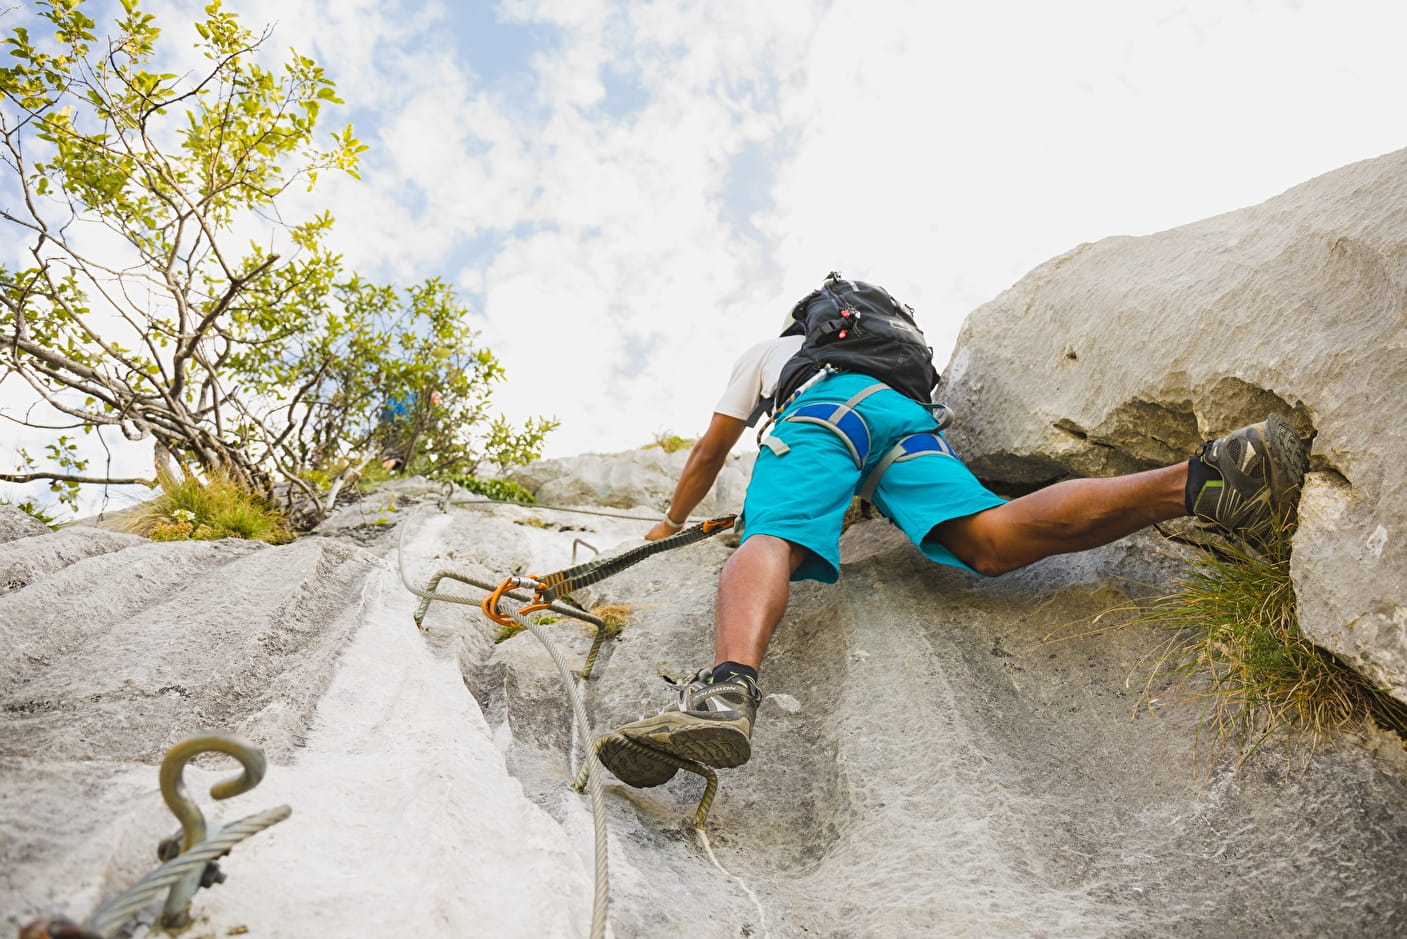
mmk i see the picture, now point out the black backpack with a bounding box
[774,273,940,408]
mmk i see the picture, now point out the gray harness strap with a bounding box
[857,431,958,503]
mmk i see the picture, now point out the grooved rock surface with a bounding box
[0,536,376,764]
[0,527,145,597]
[0,505,51,543]
[2,463,1406,937]
[0,506,597,937]
[940,147,1407,701]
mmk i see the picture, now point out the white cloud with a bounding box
[8,0,1407,515]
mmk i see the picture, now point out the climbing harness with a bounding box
[23,734,289,938]
[761,382,888,467]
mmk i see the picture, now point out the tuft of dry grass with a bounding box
[644,432,695,454]
[589,603,636,639]
[1135,515,1407,764]
[132,467,293,545]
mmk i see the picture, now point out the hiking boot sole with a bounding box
[594,733,678,788]
[1263,413,1309,501]
[621,712,752,769]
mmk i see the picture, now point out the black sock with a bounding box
[1184,451,1218,516]
[710,661,758,686]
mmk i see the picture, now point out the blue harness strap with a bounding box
[760,382,888,468]
[857,431,957,502]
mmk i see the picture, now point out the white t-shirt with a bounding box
[713,335,805,424]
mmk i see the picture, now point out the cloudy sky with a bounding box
[5,0,1407,513]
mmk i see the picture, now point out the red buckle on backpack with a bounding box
[838,308,858,338]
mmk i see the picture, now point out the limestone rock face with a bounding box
[2,452,1407,937]
[0,505,51,543]
[0,507,596,937]
[0,527,145,596]
[940,147,1407,700]
[508,445,753,519]
[8,147,1407,934]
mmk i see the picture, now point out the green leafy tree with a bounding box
[0,0,553,521]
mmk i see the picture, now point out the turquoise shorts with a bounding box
[740,373,1007,583]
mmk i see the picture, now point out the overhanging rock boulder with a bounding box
[940,147,1407,701]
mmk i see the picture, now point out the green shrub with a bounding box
[442,473,536,505]
[1137,518,1407,762]
[136,470,293,545]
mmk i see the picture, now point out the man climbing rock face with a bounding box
[596,273,1309,789]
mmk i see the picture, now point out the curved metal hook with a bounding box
[158,733,268,855]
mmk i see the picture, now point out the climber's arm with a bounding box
[645,412,747,540]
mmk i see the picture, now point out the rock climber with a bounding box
[597,273,1308,788]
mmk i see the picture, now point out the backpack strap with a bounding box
[753,365,834,452]
[857,431,957,502]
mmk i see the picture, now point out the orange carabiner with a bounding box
[481,576,555,628]
[481,577,520,627]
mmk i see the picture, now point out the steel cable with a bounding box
[85,806,291,938]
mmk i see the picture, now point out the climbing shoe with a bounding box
[618,668,761,769]
[1186,413,1308,544]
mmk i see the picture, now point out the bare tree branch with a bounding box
[0,471,155,486]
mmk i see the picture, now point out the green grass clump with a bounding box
[137,469,293,545]
[494,613,558,643]
[1138,518,1407,763]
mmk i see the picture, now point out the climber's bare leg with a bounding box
[935,464,1187,576]
[713,534,807,670]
